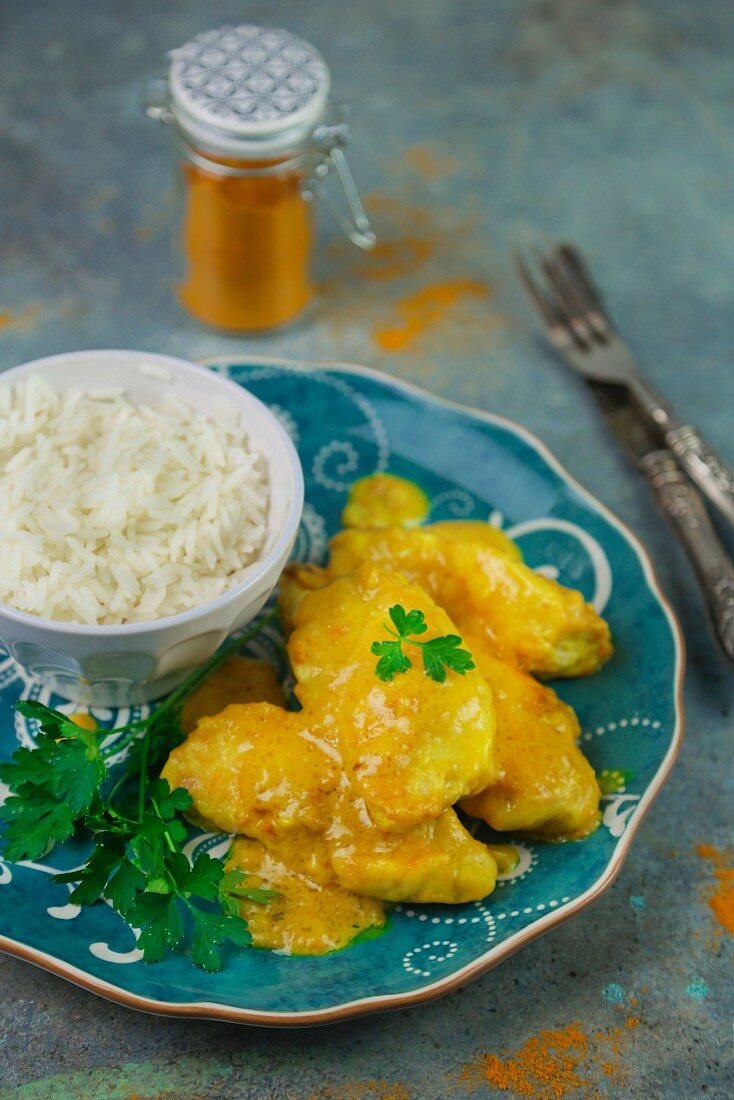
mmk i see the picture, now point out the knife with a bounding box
[590,381,734,665]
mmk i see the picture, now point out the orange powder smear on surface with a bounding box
[404,142,459,180]
[374,278,490,352]
[356,237,434,282]
[461,1015,641,1098]
[305,1083,411,1100]
[0,305,42,332]
[327,194,437,283]
[696,842,734,933]
[462,1022,591,1099]
[178,157,312,333]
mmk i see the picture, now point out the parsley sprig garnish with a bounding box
[371,605,475,683]
[0,613,278,971]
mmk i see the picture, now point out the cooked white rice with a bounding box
[0,374,269,625]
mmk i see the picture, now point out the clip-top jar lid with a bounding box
[168,24,330,155]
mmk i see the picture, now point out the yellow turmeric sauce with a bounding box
[177,155,313,333]
[341,473,431,529]
[227,836,386,956]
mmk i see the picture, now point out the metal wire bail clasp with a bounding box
[143,78,174,125]
[303,112,376,251]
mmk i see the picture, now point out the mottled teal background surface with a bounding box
[1,0,732,1097]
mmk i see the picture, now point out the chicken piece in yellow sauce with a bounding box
[326,805,497,903]
[181,657,286,733]
[329,524,612,677]
[429,519,523,559]
[162,703,339,840]
[459,644,600,839]
[287,562,499,830]
[69,712,98,731]
[278,562,331,634]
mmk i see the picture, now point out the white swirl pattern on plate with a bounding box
[216,362,391,493]
[292,502,328,564]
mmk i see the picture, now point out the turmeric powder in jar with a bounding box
[149,24,374,334]
[178,154,313,333]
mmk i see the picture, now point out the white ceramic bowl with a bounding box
[0,350,304,707]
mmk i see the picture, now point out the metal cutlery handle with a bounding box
[629,378,734,533]
[641,450,734,663]
[664,425,734,530]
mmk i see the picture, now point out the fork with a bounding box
[516,240,734,533]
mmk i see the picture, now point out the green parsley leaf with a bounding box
[388,605,427,637]
[148,779,192,820]
[370,639,412,681]
[372,605,475,684]
[0,794,78,862]
[52,739,106,815]
[219,866,280,913]
[0,706,107,861]
[181,853,224,901]
[15,700,92,743]
[105,857,148,918]
[130,891,185,963]
[421,635,476,683]
[54,834,126,906]
[190,909,252,972]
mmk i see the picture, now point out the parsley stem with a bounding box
[137,727,151,822]
[105,775,129,804]
[100,609,278,760]
[161,608,278,717]
[150,795,178,855]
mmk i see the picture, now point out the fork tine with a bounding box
[558,244,609,318]
[553,245,613,341]
[514,251,558,327]
[541,251,608,345]
[514,249,581,349]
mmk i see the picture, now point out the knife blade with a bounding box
[588,380,734,666]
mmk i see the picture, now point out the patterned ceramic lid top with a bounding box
[169,24,330,138]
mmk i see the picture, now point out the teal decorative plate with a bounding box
[0,358,684,1026]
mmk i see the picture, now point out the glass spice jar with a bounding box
[146,24,375,334]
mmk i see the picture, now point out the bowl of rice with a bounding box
[0,349,303,706]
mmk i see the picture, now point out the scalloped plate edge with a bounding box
[0,356,685,1027]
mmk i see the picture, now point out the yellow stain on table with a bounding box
[404,142,459,181]
[460,1012,641,1098]
[326,194,440,283]
[374,278,491,352]
[0,304,42,332]
[305,1083,412,1100]
[696,842,734,936]
[355,236,434,282]
[318,192,504,380]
